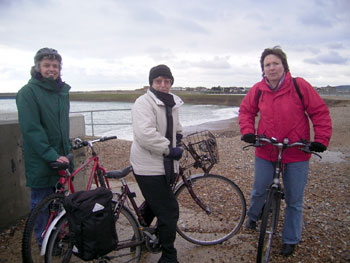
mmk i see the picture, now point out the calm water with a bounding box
[1,99,238,140]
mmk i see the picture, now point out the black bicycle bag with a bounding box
[63,187,117,261]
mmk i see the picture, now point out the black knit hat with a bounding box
[149,64,174,86]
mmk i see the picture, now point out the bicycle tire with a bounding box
[45,205,142,263]
[175,173,246,245]
[22,193,65,263]
[256,188,281,263]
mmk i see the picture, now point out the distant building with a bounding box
[194,87,208,92]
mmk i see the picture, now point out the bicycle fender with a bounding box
[174,173,205,192]
[40,209,66,256]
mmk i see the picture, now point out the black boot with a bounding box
[245,218,256,230]
[158,256,179,263]
[281,243,296,256]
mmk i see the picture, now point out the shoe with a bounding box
[157,257,178,263]
[245,218,256,230]
[281,243,296,256]
[158,253,178,263]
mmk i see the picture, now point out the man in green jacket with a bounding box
[16,47,72,244]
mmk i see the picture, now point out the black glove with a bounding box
[309,142,327,152]
[241,133,256,143]
[166,147,183,161]
[176,133,183,147]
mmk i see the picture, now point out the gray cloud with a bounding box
[304,51,349,65]
[184,56,231,70]
[299,12,334,28]
[0,0,349,92]
[328,43,345,50]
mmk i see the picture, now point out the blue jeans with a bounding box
[30,187,55,246]
[247,156,309,244]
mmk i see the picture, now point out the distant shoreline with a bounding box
[68,91,246,107]
[1,92,349,108]
[183,117,238,136]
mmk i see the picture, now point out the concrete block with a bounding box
[0,114,87,231]
[69,114,85,139]
[0,121,29,230]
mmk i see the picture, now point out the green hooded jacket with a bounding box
[16,77,72,188]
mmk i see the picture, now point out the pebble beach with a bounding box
[0,103,349,262]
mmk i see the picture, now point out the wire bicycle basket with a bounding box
[181,130,219,172]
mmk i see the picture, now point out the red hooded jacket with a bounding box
[239,72,332,163]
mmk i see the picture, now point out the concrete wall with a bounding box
[0,121,29,231]
[0,115,87,231]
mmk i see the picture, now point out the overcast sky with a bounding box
[0,0,349,93]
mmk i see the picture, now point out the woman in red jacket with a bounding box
[239,46,332,257]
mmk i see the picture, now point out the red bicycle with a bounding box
[21,136,117,263]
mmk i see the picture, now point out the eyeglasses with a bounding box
[153,78,172,86]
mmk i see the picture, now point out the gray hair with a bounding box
[30,48,62,77]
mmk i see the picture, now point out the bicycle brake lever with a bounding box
[242,144,252,150]
[312,152,322,159]
[300,147,322,159]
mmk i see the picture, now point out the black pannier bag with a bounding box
[63,187,117,261]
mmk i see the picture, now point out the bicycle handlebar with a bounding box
[72,136,117,150]
[242,136,322,159]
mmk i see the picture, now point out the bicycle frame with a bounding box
[111,132,217,237]
[269,141,285,190]
[172,168,212,214]
[64,154,110,191]
[112,164,213,245]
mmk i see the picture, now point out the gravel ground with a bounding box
[1,104,349,263]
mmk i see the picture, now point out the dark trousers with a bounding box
[134,173,179,261]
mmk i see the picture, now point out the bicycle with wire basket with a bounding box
[21,136,117,263]
[44,130,246,263]
[242,135,322,263]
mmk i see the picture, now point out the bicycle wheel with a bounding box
[175,173,246,245]
[22,193,65,263]
[45,205,142,263]
[256,188,281,263]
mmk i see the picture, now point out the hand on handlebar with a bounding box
[50,154,73,170]
[309,141,327,152]
[56,156,70,163]
[241,133,256,144]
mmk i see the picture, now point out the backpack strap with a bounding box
[293,77,305,110]
[292,77,303,102]
[256,89,262,106]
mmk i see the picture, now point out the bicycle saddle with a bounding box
[105,166,133,179]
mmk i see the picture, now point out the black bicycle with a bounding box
[44,130,246,262]
[243,136,321,263]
